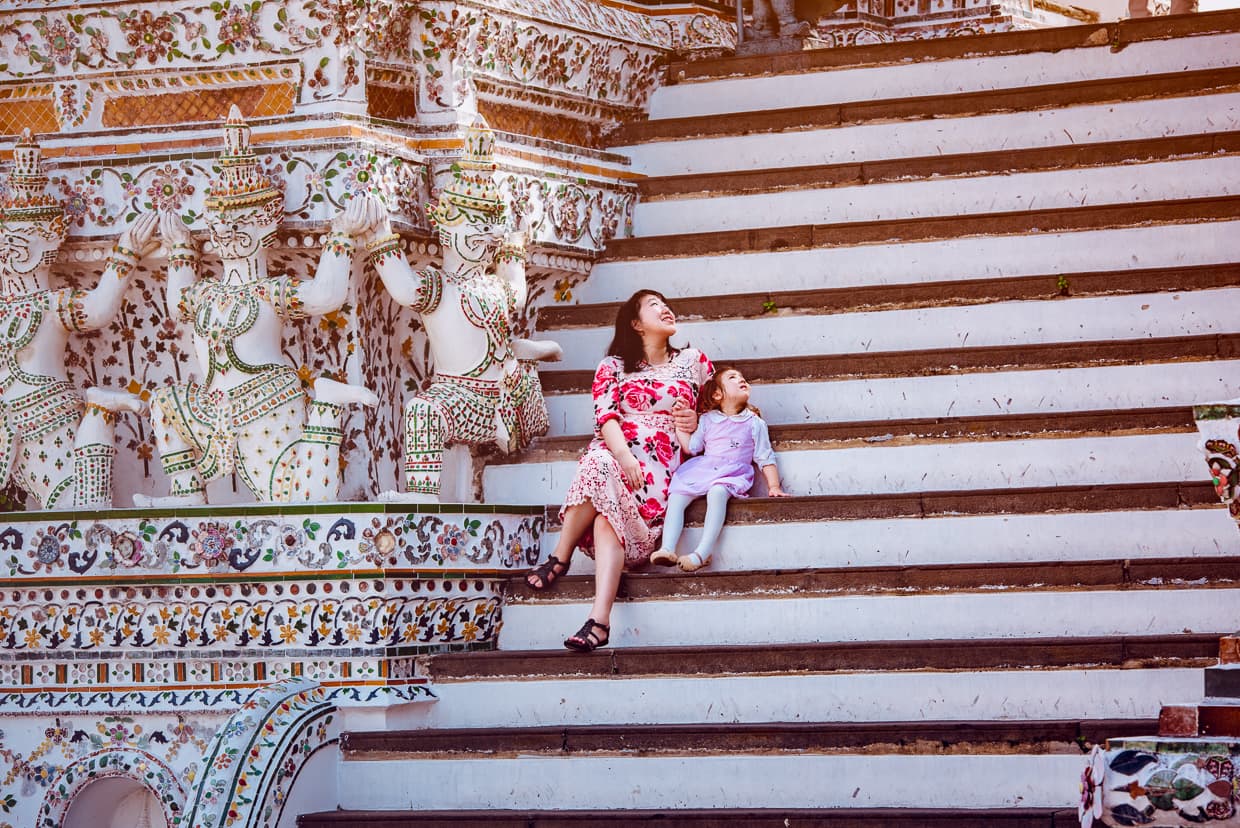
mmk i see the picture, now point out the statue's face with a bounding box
[440,219,502,266]
[0,219,61,294]
[207,212,274,259]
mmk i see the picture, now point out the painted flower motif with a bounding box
[436,524,468,561]
[120,9,177,64]
[190,522,236,567]
[1078,746,1106,828]
[53,177,106,228]
[146,164,195,212]
[502,536,523,568]
[218,6,259,51]
[41,18,80,66]
[305,170,326,196]
[28,525,70,573]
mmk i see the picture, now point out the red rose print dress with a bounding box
[560,348,714,566]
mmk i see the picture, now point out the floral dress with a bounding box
[560,348,714,566]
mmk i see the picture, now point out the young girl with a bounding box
[651,366,789,572]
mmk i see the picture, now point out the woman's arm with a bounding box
[601,419,642,490]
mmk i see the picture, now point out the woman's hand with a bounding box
[672,402,697,434]
[616,448,643,490]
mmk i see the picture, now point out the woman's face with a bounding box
[632,294,676,340]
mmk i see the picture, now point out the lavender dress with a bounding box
[669,410,776,498]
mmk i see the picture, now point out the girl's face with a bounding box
[714,369,751,407]
[632,294,677,340]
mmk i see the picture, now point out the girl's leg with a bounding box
[527,501,595,588]
[652,492,692,565]
[681,484,731,570]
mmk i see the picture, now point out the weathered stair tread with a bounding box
[539,263,1240,328]
[539,333,1240,392]
[637,132,1240,200]
[665,10,1240,83]
[541,481,1217,524]
[340,718,1156,757]
[500,406,1196,464]
[427,633,1220,681]
[601,195,1240,260]
[618,66,1240,145]
[299,807,1082,827]
[503,555,1240,604]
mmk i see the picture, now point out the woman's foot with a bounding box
[650,548,678,567]
[564,618,610,652]
[677,552,710,572]
[525,554,569,590]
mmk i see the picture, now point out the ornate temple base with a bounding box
[1084,639,1240,827]
[0,502,543,828]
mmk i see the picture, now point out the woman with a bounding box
[525,290,713,651]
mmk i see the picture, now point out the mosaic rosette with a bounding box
[1087,741,1240,826]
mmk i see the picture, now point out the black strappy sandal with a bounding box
[564,618,610,652]
[525,555,568,590]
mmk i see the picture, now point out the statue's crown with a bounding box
[204,105,283,221]
[428,122,505,227]
[0,130,64,226]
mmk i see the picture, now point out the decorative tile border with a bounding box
[1083,741,1240,827]
[0,505,544,580]
[0,681,435,713]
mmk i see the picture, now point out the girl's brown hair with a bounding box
[697,365,761,418]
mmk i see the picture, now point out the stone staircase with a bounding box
[300,10,1240,826]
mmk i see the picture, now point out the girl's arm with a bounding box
[679,416,706,455]
[752,416,789,496]
[761,463,789,497]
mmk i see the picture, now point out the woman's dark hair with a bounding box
[607,289,679,373]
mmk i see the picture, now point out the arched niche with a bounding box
[64,777,169,828]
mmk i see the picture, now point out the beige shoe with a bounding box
[677,552,710,572]
[650,548,678,567]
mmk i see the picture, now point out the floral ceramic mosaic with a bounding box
[1083,742,1240,826]
[1194,404,1240,532]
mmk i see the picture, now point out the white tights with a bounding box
[661,484,732,564]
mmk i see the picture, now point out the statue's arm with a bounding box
[294,197,371,316]
[495,230,528,313]
[359,196,431,309]
[159,213,199,322]
[63,212,159,331]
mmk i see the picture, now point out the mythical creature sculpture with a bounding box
[361,122,560,502]
[744,0,846,40]
[136,106,377,507]
[0,130,152,509]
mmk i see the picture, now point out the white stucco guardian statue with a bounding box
[0,130,152,509]
[136,106,378,507]
[360,122,561,502]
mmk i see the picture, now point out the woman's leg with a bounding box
[683,484,731,569]
[587,514,624,628]
[527,501,596,588]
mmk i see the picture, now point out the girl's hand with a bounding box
[616,449,643,490]
[768,486,790,497]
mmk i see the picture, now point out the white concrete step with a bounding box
[485,431,1205,505]
[393,668,1202,729]
[649,32,1240,120]
[621,92,1240,177]
[548,288,1240,372]
[577,221,1240,305]
[543,508,1240,577]
[497,587,1240,650]
[541,360,1240,437]
[631,155,1240,236]
[338,753,1088,810]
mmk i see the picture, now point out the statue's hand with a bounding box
[119,212,161,258]
[352,195,393,247]
[158,211,195,250]
[331,195,373,237]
